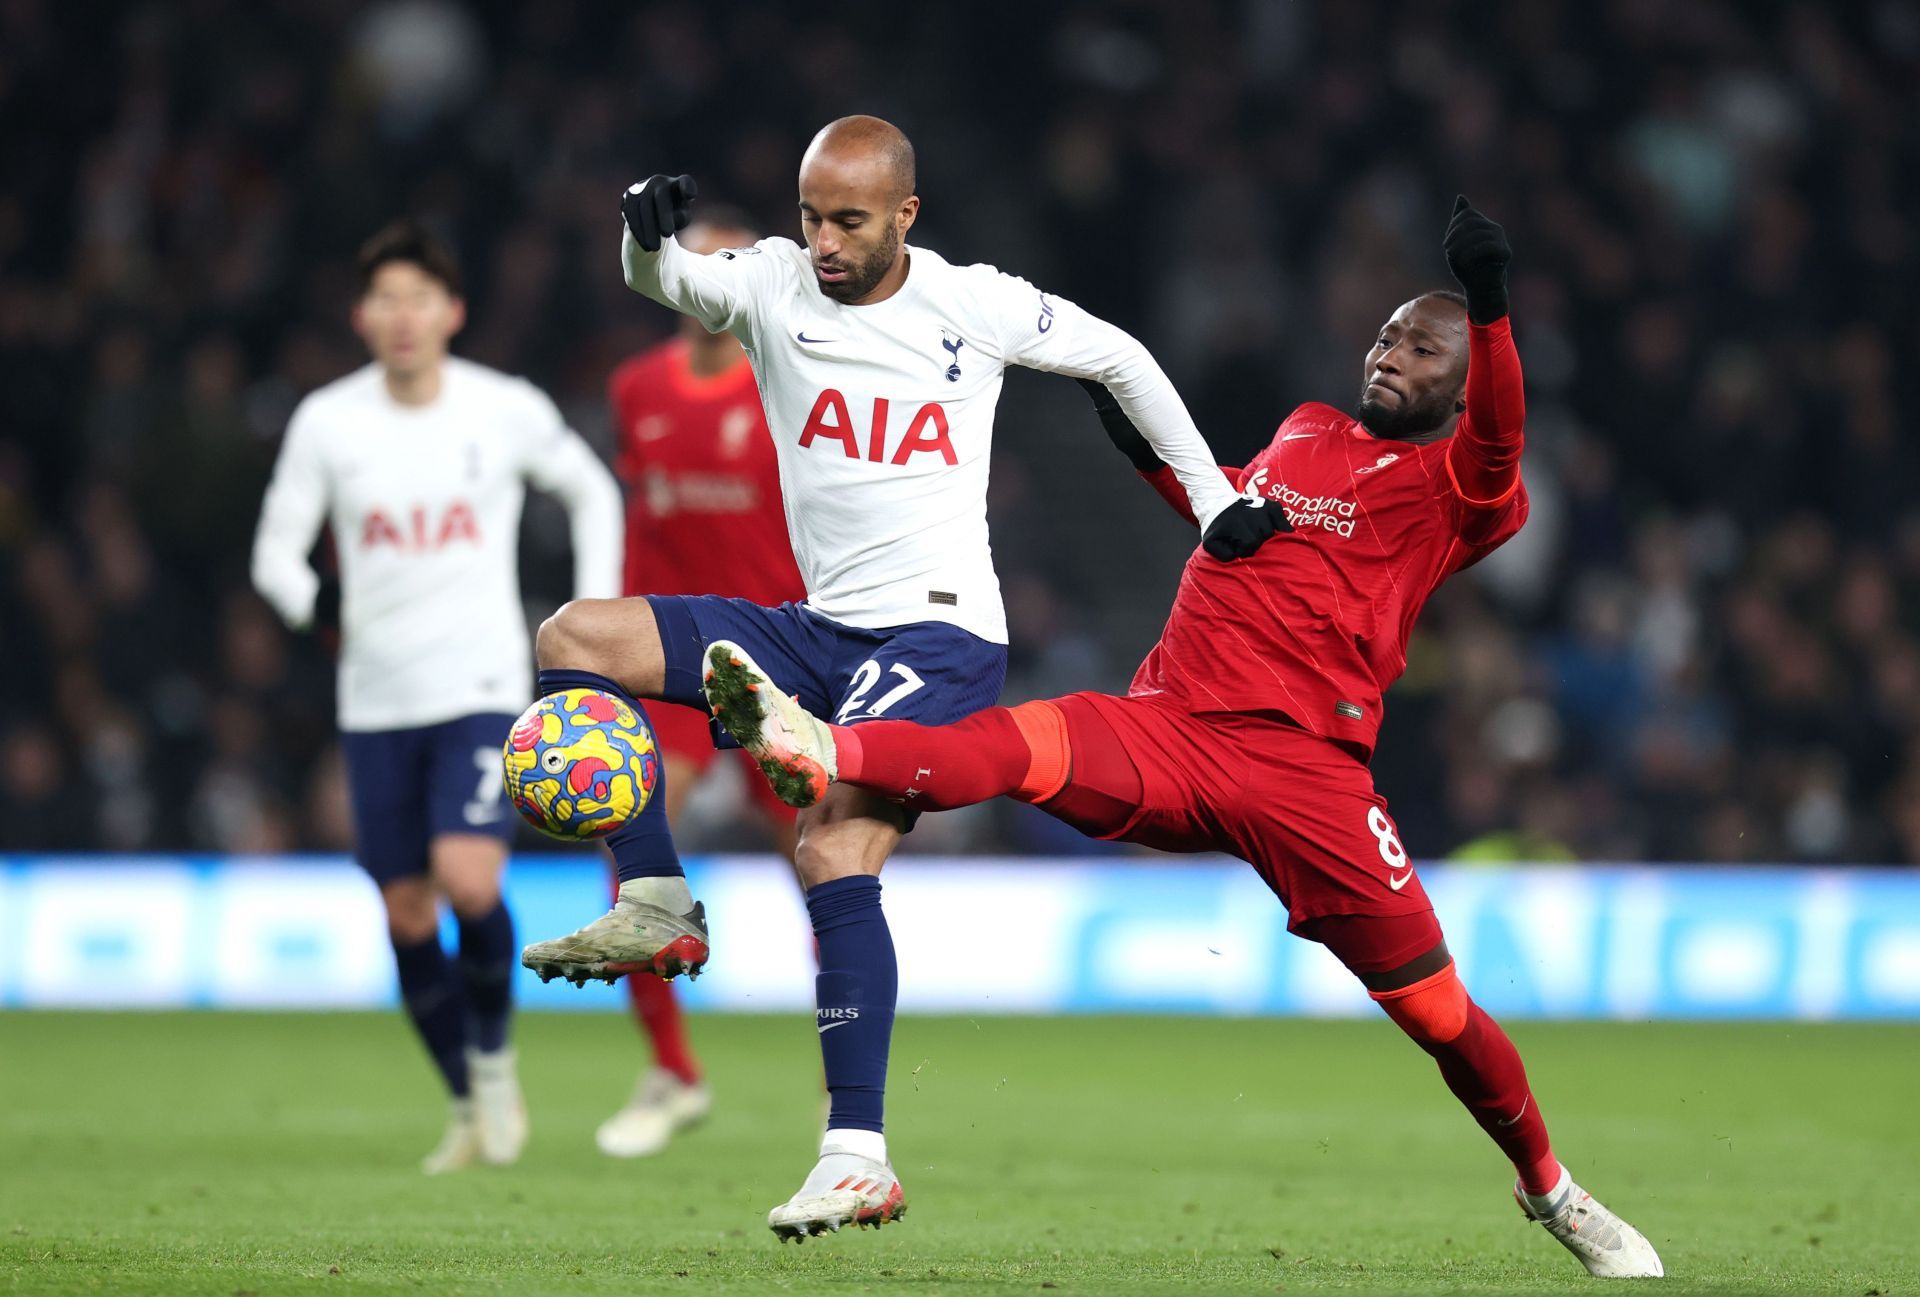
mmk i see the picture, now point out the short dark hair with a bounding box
[357,219,462,295]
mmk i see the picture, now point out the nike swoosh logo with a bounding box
[817,1019,854,1034]
[1280,432,1316,442]
[1496,1096,1530,1127]
[796,332,838,344]
[1389,869,1414,891]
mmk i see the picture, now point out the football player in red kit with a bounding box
[596,211,805,1159]
[701,199,1663,1278]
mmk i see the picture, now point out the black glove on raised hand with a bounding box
[1203,496,1289,561]
[1075,377,1163,472]
[1443,195,1511,325]
[621,174,698,252]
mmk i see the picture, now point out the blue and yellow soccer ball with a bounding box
[503,688,659,840]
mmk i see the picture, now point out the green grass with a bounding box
[0,1013,1913,1296]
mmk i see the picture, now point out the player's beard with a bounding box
[818,221,901,304]
[1355,383,1458,440]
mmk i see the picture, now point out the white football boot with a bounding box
[1517,1167,1665,1278]
[521,876,710,985]
[469,1047,528,1166]
[701,641,838,808]
[420,1099,481,1175]
[594,1067,712,1158]
[766,1141,907,1242]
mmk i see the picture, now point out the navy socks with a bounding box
[456,901,515,1054]
[537,668,683,884]
[806,875,897,1134]
[392,934,471,1098]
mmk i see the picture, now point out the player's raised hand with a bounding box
[1443,195,1511,324]
[1202,495,1290,561]
[621,175,699,252]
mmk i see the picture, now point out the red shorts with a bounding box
[647,699,796,822]
[1037,693,1440,962]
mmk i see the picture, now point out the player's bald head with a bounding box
[801,115,916,206]
[796,115,921,304]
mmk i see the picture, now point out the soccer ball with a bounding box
[502,688,659,840]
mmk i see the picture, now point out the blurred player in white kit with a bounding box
[250,221,623,1173]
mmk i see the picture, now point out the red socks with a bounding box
[1372,965,1559,1195]
[830,708,1034,811]
[1432,1003,1560,1194]
[628,973,700,1085]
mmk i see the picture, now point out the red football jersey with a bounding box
[1131,319,1529,758]
[609,339,807,605]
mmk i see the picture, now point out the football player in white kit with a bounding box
[251,221,623,1174]
[518,117,1283,1236]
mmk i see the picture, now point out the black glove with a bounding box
[621,174,698,252]
[1443,195,1511,324]
[1202,496,1289,561]
[1075,377,1163,472]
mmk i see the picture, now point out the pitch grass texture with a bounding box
[2,1014,1913,1296]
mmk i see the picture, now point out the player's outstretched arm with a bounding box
[249,406,329,629]
[618,175,769,338]
[997,281,1281,559]
[519,387,625,600]
[1442,196,1526,507]
[1071,376,1285,559]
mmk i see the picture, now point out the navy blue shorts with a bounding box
[646,596,1008,820]
[340,712,520,883]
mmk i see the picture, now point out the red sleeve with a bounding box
[1141,463,1246,528]
[1445,317,1526,508]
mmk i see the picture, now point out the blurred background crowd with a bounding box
[3,0,1916,862]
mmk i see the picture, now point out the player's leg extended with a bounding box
[599,749,710,1158]
[1310,914,1663,1278]
[432,831,526,1167]
[765,785,908,1241]
[519,596,709,983]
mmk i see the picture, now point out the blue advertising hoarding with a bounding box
[1,856,1915,1018]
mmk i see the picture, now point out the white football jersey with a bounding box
[250,357,623,731]
[623,230,1239,644]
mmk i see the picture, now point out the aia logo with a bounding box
[799,389,957,466]
[1355,452,1400,475]
[360,501,480,550]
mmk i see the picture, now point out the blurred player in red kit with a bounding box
[703,199,1663,1278]
[595,210,803,1158]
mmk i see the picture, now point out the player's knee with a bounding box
[536,598,619,671]
[1372,962,1471,1047]
[382,882,439,945]
[535,600,590,669]
[1006,700,1071,802]
[791,835,848,890]
[440,875,501,920]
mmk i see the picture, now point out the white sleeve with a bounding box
[249,403,329,629]
[620,229,786,343]
[517,384,625,600]
[987,273,1240,531]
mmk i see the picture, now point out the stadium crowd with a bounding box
[2,0,1916,862]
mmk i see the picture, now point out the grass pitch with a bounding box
[1,1012,1913,1296]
